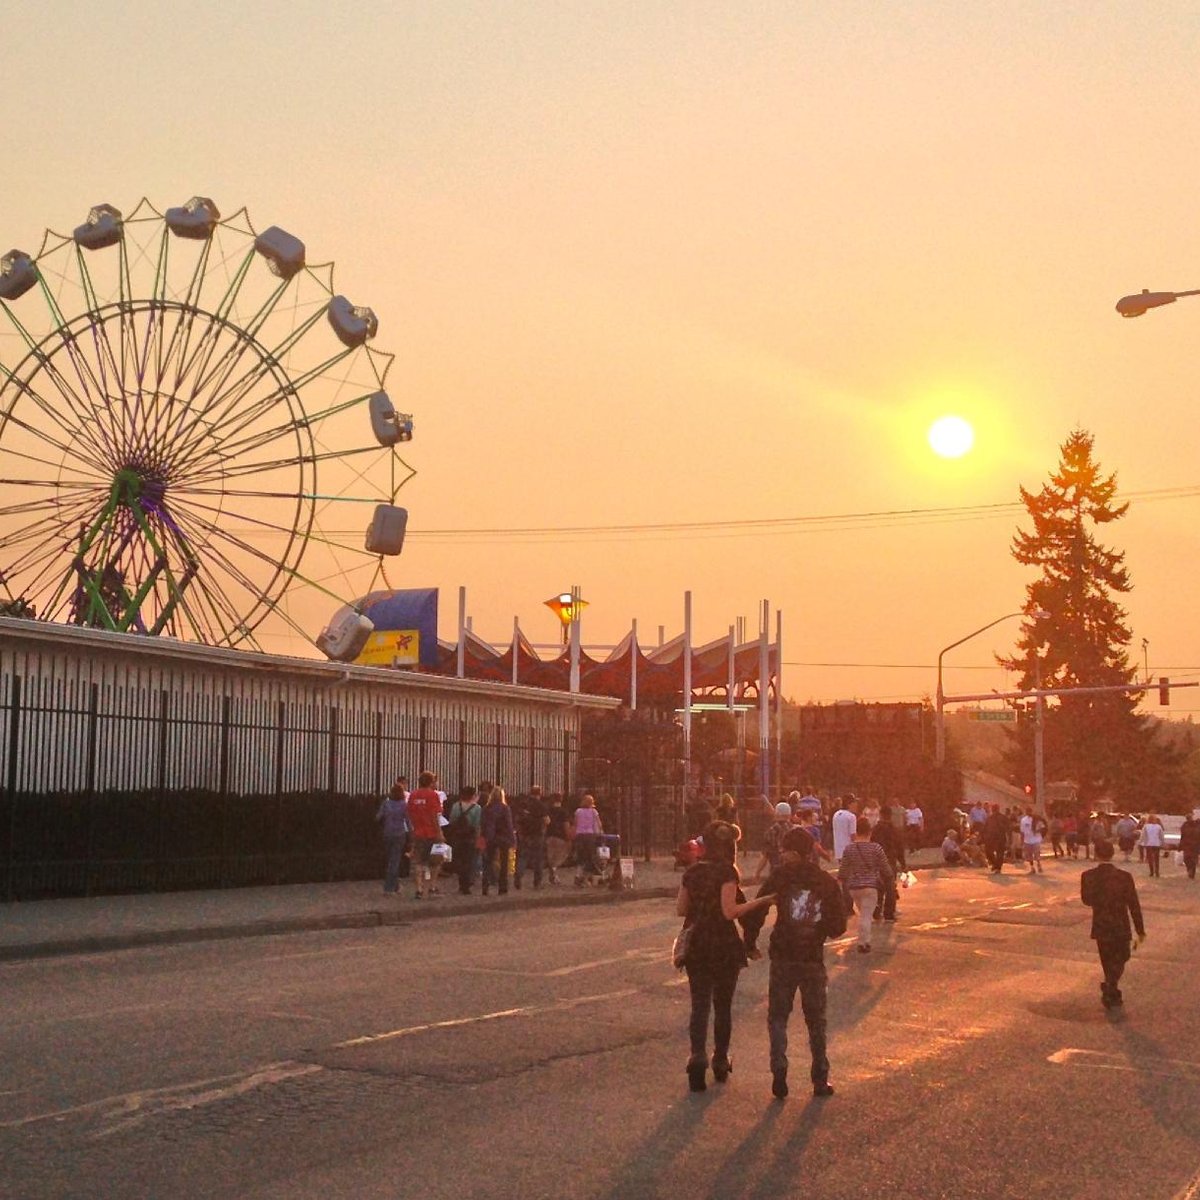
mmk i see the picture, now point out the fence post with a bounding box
[5,675,21,902]
[84,683,99,897]
[273,700,286,883]
[219,694,231,887]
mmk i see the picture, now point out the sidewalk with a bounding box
[0,848,946,963]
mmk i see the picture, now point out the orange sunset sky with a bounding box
[4,3,1200,715]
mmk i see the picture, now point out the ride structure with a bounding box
[0,198,413,658]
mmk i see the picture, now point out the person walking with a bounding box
[1081,838,1146,1009]
[675,821,772,1093]
[446,785,483,894]
[481,786,516,896]
[831,797,857,861]
[1020,807,1044,874]
[513,785,548,890]
[376,781,410,895]
[405,771,446,899]
[1074,810,1091,860]
[571,794,604,885]
[755,801,793,882]
[1141,814,1165,878]
[1181,812,1200,881]
[743,827,846,1099]
[1048,813,1064,858]
[1114,813,1138,862]
[903,800,925,855]
[870,805,904,921]
[1063,813,1079,858]
[838,818,893,954]
[982,804,1009,874]
[544,794,571,884]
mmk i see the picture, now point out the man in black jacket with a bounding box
[1180,813,1200,881]
[1081,838,1146,1009]
[744,828,848,1100]
[981,804,1010,874]
[871,805,905,921]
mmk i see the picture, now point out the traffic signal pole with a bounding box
[937,679,1198,813]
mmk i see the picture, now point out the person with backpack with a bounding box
[754,801,793,882]
[446,785,483,894]
[743,827,847,1099]
[513,785,548,890]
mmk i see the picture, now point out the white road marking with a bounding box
[332,987,641,1049]
[1048,1048,1200,1079]
[1,1061,322,1131]
[544,947,662,976]
[1173,1165,1200,1200]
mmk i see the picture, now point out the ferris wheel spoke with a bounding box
[1,315,118,464]
[163,309,330,474]
[166,503,290,644]
[177,443,379,490]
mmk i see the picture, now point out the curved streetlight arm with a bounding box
[1116,287,1200,318]
[935,610,1027,765]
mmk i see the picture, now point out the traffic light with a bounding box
[1159,676,1170,706]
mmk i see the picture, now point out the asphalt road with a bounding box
[2,859,1198,1200]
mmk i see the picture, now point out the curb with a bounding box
[0,884,680,964]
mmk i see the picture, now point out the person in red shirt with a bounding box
[406,770,447,898]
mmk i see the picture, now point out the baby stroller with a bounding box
[577,834,622,887]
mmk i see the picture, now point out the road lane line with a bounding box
[0,1061,322,1131]
[1172,1165,1200,1200]
[333,987,641,1049]
[1048,1047,1200,1079]
[544,947,662,976]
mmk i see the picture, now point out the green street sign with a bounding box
[967,710,1016,723]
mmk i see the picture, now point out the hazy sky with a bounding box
[4,1,1200,714]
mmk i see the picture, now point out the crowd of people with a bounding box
[674,790,1198,1101]
[376,772,614,898]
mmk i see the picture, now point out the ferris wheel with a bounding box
[0,198,414,658]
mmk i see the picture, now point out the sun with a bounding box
[928,415,974,459]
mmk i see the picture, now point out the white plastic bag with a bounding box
[898,870,917,889]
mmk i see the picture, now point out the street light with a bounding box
[936,610,1046,764]
[1115,287,1200,318]
[544,589,588,647]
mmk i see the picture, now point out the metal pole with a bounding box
[759,599,769,799]
[630,618,638,711]
[683,591,693,794]
[1034,652,1046,815]
[935,611,1026,764]
[727,624,736,712]
[569,584,581,693]
[775,607,783,799]
[511,616,519,686]
[456,586,466,679]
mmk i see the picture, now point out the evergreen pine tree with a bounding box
[1000,428,1172,806]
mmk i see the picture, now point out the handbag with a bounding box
[671,922,694,970]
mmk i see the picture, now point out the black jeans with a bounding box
[686,964,739,1065]
[1096,937,1131,1001]
[514,837,545,889]
[1145,847,1161,877]
[984,842,1005,872]
[1185,853,1197,880]
[872,877,898,919]
[452,841,478,893]
[767,958,829,1083]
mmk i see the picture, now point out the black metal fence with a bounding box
[1,670,577,900]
